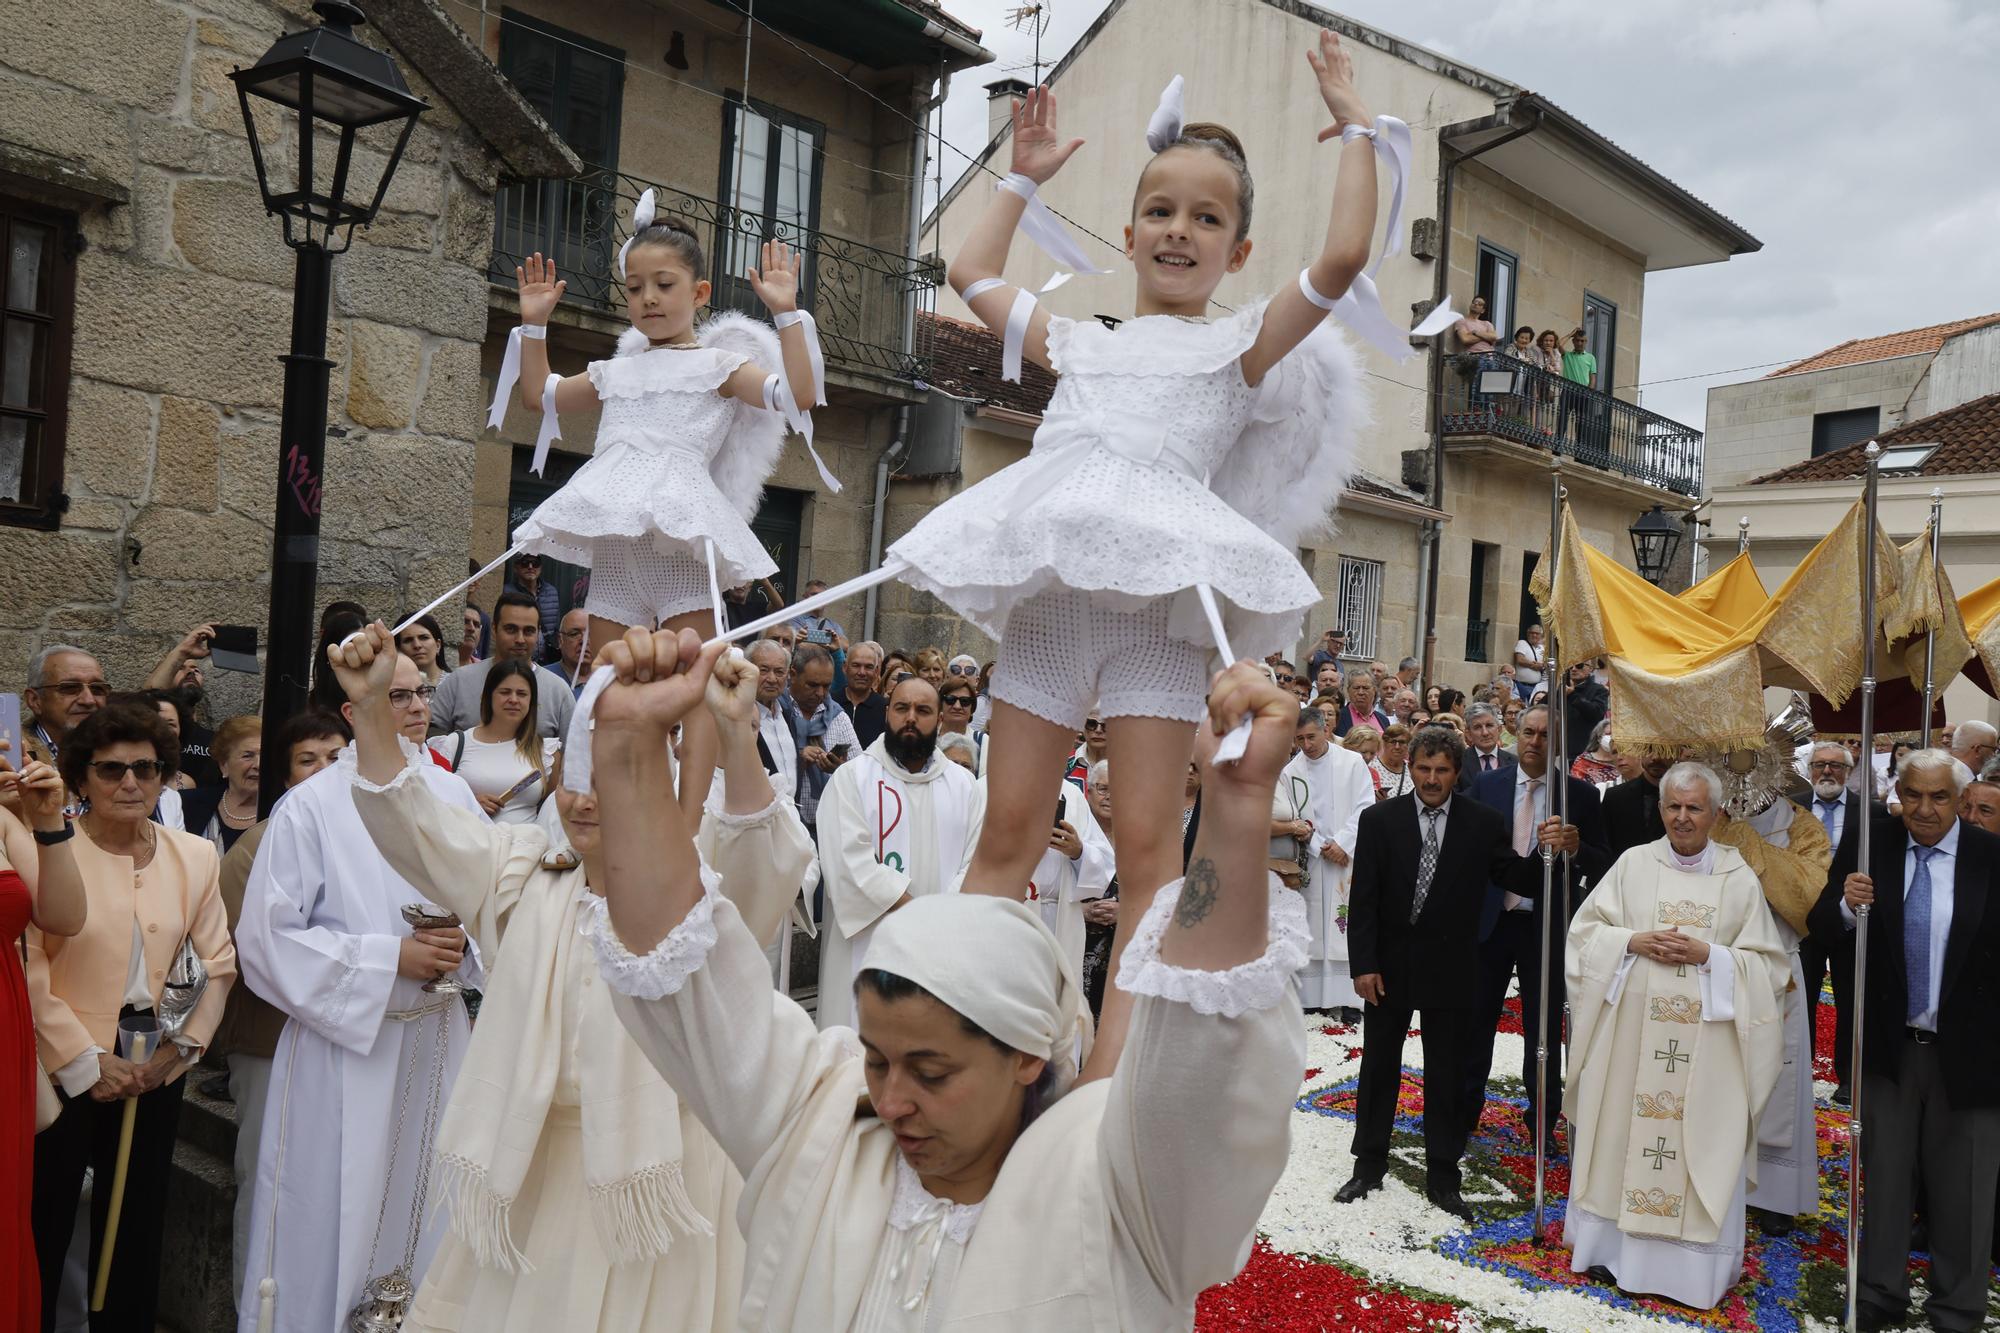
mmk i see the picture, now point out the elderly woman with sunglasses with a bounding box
[935,676,989,777]
[27,699,236,1331]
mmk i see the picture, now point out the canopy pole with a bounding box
[1531,457,1561,1245]
[1919,486,1943,748]
[1845,441,1882,1333]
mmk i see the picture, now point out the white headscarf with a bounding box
[866,894,1092,1097]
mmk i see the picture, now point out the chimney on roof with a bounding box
[985,77,1033,144]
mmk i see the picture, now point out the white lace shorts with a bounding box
[990,588,1209,729]
[584,537,713,627]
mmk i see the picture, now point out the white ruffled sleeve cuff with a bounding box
[1114,875,1310,1017]
[582,860,723,1001]
[338,736,430,794]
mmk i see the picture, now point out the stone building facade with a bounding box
[0,0,573,715]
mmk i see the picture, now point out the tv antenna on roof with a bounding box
[1006,3,1051,84]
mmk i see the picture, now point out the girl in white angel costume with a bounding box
[896,31,1418,1076]
[494,197,829,819]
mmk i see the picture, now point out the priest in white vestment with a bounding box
[1710,792,1831,1231]
[1279,706,1375,1010]
[1563,762,1789,1309]
[581,639,1309,1332]
[235,655,487,1333]
[1026,778,1113,977]
[816,677,984,1030]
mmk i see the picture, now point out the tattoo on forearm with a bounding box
[1174,857,1220,928]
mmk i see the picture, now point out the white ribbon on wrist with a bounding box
[486,324,547,433]
[994,172,1111,291]
[771,309,827,407]
[532,372,562,476]
[763,373,843,493]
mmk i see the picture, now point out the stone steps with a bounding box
[159,1066,240,1333]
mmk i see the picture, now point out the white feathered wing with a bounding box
[1211,315,1370,551]
[615,310,786,521]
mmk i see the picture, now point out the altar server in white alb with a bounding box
[325,621,814,1333]
[1707,780,1832,1234]
[498,196,830,820]
[884,31,1413,1075]
[579,631,1309,1332]
[1027,775,1114,978]
[814,675,986,1031]
[1279,704,1375,1010]
[234,652,485,1333]
[1562,762,1789,1310]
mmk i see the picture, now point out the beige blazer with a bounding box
[26,820,237,1077]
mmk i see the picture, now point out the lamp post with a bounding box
[1628,503,1684,586]
[231,1,426,815]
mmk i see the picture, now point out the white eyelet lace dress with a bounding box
[884,305,1322,663]
[512,346,777,587]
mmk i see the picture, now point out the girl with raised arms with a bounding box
[892,29,1385,1075]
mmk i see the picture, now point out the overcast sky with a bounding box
[930,0,1999,434]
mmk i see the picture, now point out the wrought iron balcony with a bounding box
[1441,353,1703,497]
[492,165,938,382]
[1464,617,1493,665]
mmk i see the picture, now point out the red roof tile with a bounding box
[1763,313,2000,379]
[1749,391,2000,484]
[920,310,1058,416]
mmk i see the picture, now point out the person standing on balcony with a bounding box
[1452,295,1501,414]
[1536,328,1564,433]
[497,203,828,823]
[1501,325,1538,427]
[1557,325,1599,447]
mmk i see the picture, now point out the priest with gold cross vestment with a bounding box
[1561,761,1790,1309]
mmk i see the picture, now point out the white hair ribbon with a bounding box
[1144,74,1185,153]
[617,187,658,281]
[531,372,562,476]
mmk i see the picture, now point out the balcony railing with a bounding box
[1465,617,1493,664]
[1441,353,1703,497]
[492,165,939,382]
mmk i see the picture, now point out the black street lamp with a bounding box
[231,1,426,814]
[1629,503,1685,586]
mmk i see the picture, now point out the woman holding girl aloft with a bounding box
[325,621,813,1333]
[891,29,1381,1077]
[499,208,825,820]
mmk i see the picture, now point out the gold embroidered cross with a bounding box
[1643,1136,1678,1171]
[1653,1039,1691,1073]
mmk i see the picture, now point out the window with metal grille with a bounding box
[0,196,76,529]
[1335,556,1383,660]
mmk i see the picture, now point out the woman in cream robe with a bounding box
[587,638,1312,1332]
[1563,764,1789,1309]
[330,624,814,1332]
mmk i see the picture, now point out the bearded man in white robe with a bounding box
[815,676,985,1030]
[1564,762,1789,1309]
[1709,786,1831,1233]
[1279,706,1375,1011]
[235,653,486,1332]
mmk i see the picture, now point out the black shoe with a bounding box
[1855,1302,1899,1333]
[1334,1006,1361,1024]
[1750,1206,1796,1236]
[1425,1184,1475,1223]
[1585,1264,1618,1287]
[1832,1084,1852,1107]
[200,1073,234,1102]
[1335,1172,1385,1203]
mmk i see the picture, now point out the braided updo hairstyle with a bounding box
[624,214,706,279]
[1143,121,1255,241]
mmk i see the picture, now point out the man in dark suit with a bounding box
[1600,753,1672,858]
[1808,750,2000,1333]
[1795,740,1864,1102]
[1338,725,1580,1222]
[1454,702,1517,792]
[1459,703,1611,1149]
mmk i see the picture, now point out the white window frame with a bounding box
[1335,556,1383,661]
